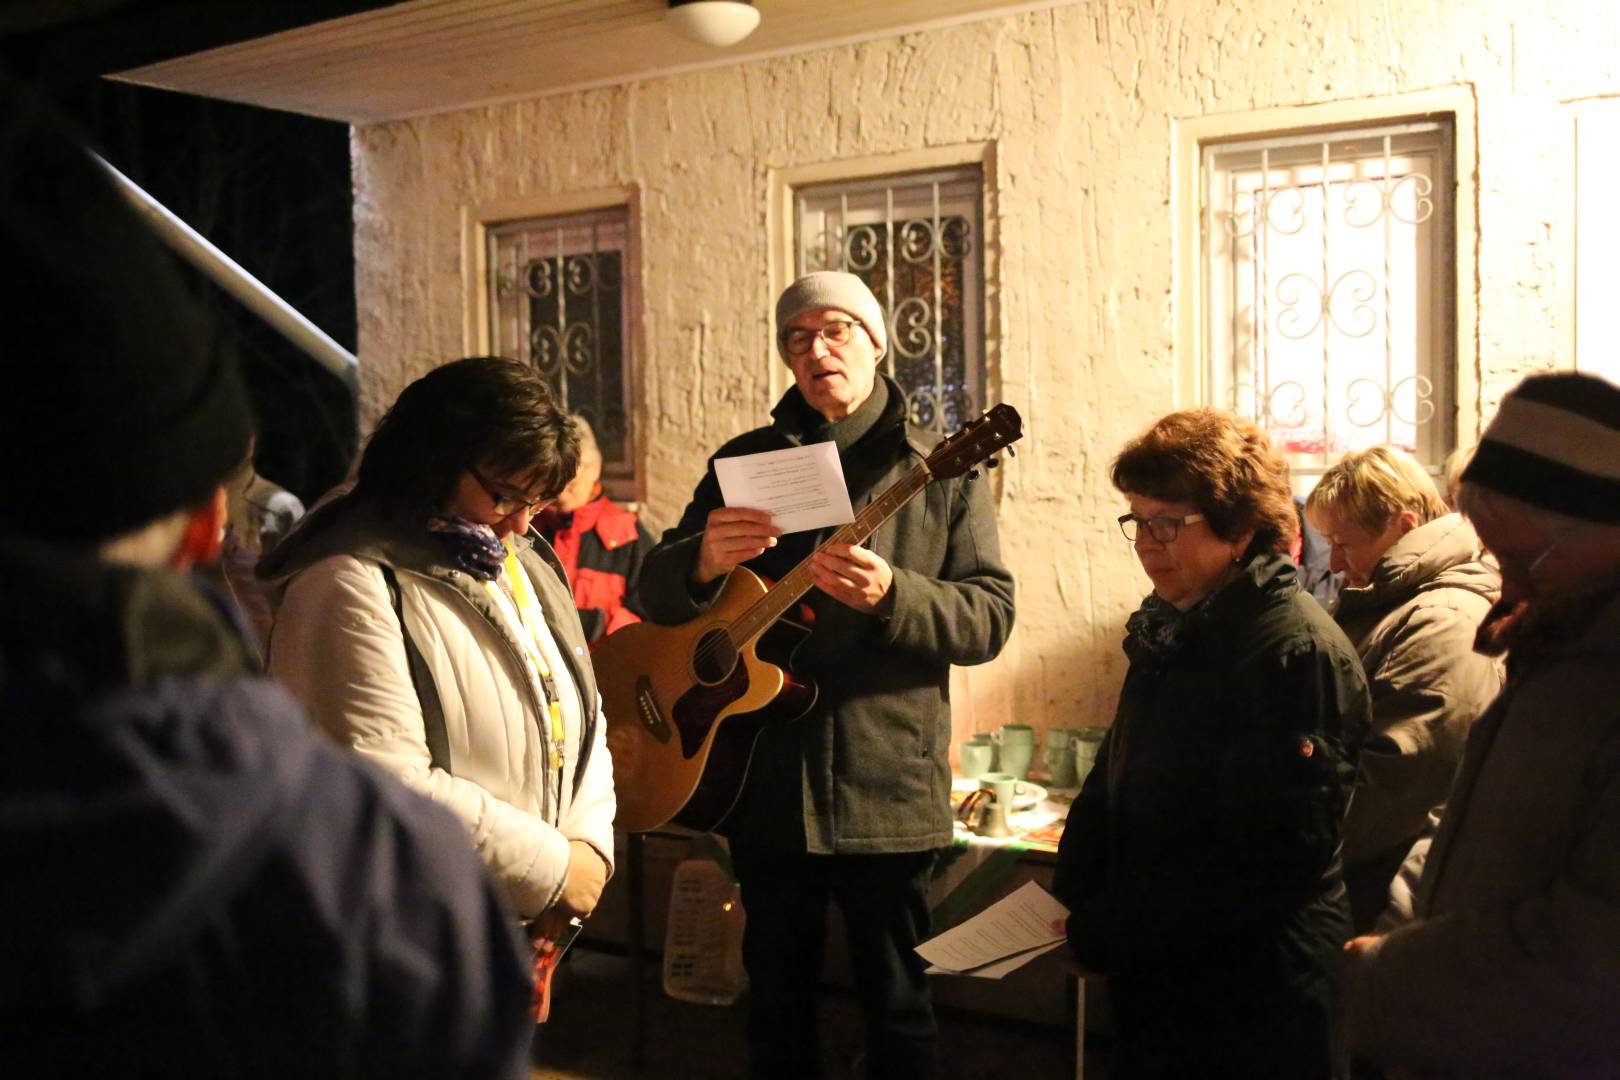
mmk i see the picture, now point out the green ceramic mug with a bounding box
[959,737,996,779]
[994,723,1036,780]
[978,772,1029,822]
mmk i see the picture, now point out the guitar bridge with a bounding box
[635,676,671,743]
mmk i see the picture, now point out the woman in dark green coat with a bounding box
[1055,410,1371,1079]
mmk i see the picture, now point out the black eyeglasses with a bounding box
[780,320,861,357]
[469,465,550,516]
[1117,512,1206,544]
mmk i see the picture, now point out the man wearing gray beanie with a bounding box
[638,271,1015,1078]
[0,93,533,1076]
[1341,371,1620,1078]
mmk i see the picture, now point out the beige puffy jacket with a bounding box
[1333,513,1502,865]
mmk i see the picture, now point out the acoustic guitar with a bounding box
[597,404,1024,833]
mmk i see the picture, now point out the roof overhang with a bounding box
[111,0,1080,125]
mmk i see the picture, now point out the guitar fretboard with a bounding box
[724,460,934,648]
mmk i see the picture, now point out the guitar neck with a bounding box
[726,461,934,647]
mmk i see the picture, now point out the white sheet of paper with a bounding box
[713,442,854,536]
[915,880,1069,978]
[926,940,1065,979]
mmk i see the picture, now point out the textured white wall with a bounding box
[351,0,1620,742]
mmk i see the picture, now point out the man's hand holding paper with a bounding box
[701,442,865,593]
[694,507,782,584]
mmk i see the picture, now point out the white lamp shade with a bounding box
[666,1,761,48]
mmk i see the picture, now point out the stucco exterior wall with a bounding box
[350,0,1620,742]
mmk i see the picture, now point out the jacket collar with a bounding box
[1334,513,1498,618]
[550,495,640,550]
[258,490,542,588]
[770,373,905,453]
[0,533,251,687]
[1482,572,1620,663]
[1125,551,1298,663]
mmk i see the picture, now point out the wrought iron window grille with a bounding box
[794,166,985,435]
[1202,121,1456,479]
[488,207,634,493]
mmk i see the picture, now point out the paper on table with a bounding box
[915,880,1069,979]
[714,442,854,536]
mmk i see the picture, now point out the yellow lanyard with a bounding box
[485,544,566,772]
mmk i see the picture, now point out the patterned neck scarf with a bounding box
[424,515,506,582]
[1125,587,1224,660]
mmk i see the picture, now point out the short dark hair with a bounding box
[356,357,579,511]
[1111,408,1299,555]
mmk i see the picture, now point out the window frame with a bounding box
[768,143,999,432]
[1172,89,1480,465]
[462,185,643,502]
[1569,96,1620,385]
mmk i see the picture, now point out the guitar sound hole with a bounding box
[690,628,739,686]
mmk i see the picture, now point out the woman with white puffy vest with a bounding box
[262,357,615,948]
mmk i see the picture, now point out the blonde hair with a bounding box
[1306,446,1447,534]
[1441,443,1476,510]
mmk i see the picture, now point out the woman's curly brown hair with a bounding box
[1111,409,1299,556]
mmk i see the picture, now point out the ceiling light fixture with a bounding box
[666,0,761,49]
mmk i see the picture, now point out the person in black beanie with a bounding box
[0,90,534,1078]
[1342,371,1620,1079]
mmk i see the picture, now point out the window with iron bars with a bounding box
[1203,121,1456,485]
[487,207,634,496]
[794,167,984,435]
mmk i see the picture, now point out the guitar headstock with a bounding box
[924,403,1024,480]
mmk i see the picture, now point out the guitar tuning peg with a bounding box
[1007,445,1016,458]
[967,467,981,481]
[986,456,1000,469]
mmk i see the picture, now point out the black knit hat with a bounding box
[1461,371,1620,524]
[0,92,252,543]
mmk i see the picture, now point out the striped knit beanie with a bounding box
[1461,371,1620,524]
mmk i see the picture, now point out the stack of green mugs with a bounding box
[1041,728,1082,787]
[1072,726,1108,787]
[958,734,996,779]
[993,724,1036,780]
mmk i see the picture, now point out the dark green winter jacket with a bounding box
[636,376,1015,853]
[1055,552,1370,1078]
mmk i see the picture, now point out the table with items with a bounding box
[611,756,1094,1076]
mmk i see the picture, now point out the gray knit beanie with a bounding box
[1461,371,1620,524]
[774,271,888,363]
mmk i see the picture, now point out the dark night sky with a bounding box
[2,1,392,503]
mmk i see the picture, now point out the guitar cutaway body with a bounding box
[596,566,817,832]
[671,616,816,833]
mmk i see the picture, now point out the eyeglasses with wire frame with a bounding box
[1117,511,1206,544]
[779,319,863,357]
[469,465,551,516]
